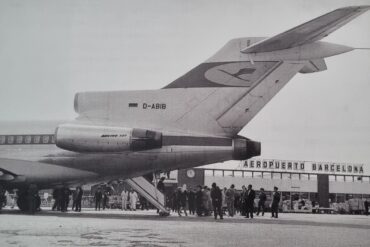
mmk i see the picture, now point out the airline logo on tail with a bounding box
[165,61,277,88]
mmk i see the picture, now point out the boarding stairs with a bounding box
[124,176,170,216]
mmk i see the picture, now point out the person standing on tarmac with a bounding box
[129,189,138,211]
[195,185,203,216]
[94,188,103,211]
[102,190,109,210]
[245,184,256,219]
[240,185,247,216]
[74,186,83,212]
[225,184,235,217]
[256,188,267,216]
[188,187,195,215]
[202,186,210,216]
[121,188,129,210]
[61,187,71,212]
[0,185,5,212]
[364,199,369,216]
[27,184,38,214]
[177,186,188,216]
[211,183,223,220]
[52,188,62,211]
[271,186,280,218]
[157,177,165,193]
[72,188,78,211]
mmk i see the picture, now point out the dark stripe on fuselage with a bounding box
[162,136,232,146]
[0,134,55,145]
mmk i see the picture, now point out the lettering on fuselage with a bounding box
[0,134,55,145]
[142,103,166,110]
[100,134,127,138]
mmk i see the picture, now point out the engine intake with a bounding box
[55,124,162,152]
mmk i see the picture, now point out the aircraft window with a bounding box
[16,136,23,144]
[42,135,49,143]
[253,171,262,178]
[25,136,32,144]
[272,173,281,179]
[0,136,5,144]
[309,174,317,181]
[7,136,14,144]
[33,136,40,144]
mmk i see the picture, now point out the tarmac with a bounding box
[0,207,370,247]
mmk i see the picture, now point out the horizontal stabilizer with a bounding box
[299,59,327,73]
[242,6,370,53]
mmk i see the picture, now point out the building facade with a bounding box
[178,159,370,208]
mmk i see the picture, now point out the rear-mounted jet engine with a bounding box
[55,124,162,152]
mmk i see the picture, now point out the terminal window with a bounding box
[272,173,281,179]
[233,171,243,177]
[253,171,262,178]
[263,172,271,179]
[301,174,309,180]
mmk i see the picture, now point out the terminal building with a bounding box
[178,159,370,208]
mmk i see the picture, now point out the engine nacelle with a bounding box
[232,138,261,160]
[55,124,162,152]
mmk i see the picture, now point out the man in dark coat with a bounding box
[157,177,165,193]
[0,185,6,212]
[211,183,223,220]
[240,185,247,216]
[195,185,203,216]
[94,188,103,211]
[271,186,280,218]
[364,199,369,216]
[27,184,39,214]
[52,188,62,211]
[61,187,71,212]
[74,186,83,212]
[188,187,196,215]
[245,184,255,218]
[177,187,188,216]
[256,188,267,216]
[102,191,109,210]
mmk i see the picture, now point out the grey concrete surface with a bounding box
[0,209,369,247]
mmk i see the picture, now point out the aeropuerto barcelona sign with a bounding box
[243,159,365,175]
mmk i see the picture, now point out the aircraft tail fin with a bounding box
[76,7,368,138]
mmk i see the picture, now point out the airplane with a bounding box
[0,6,369,212]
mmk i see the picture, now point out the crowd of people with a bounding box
[52,186,83,212]
[166,183,281,219]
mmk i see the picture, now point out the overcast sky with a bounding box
[0,0,369,165]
